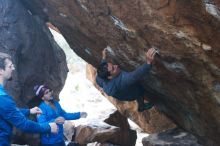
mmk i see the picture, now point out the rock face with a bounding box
[0,0,68,105]
[74,111,137,146]
[74,122,120,145]
[142,128,202,146]
[104,111,137,146]
[2,0,220,145]
[0,0,67,144]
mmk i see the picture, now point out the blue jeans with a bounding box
[40,140,65,146]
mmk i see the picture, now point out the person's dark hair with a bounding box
[97,62,110,80]
[0,52,11,70]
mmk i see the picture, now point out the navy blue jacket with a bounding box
[37,101,81,144]
[0,85,51,146]
[96,61,151,101]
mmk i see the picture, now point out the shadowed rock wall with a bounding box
[0,1,68,144]
[2,0,220,145]
[0,0,67,105]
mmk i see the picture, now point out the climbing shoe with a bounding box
[143,102,154,110]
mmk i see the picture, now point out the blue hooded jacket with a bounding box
[37,101,81,144]
[0,85,51,146]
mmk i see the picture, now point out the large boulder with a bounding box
[142,128,202,146]
[74,111,137,146]
[66,111,137,146]
[104,111,137,146]
[74,122,120,145]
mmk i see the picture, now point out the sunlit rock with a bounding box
[74,122,120,145]
[104,111,137,146]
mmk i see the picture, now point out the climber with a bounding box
[96,47,156,112]
[0,52,58,146]
[34,84,87,146]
